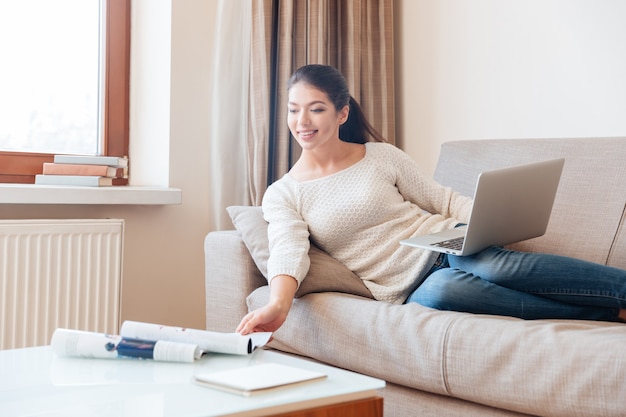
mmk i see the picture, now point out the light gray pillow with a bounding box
[226,206,373,299]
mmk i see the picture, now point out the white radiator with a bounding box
[0,219,124,350]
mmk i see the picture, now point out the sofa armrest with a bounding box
[204,230,267,332]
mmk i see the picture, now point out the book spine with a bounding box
[35,175,112,187]
[42,163,125,178]
[53,155,128,168]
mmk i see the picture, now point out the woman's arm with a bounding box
[236,274,298,335]
[389,145,473,222]
[236,179,309,335]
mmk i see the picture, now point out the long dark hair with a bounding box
[287,64,386,144]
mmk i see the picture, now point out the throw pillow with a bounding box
[226,206,373,299]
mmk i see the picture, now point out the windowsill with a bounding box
[0,183,182,205]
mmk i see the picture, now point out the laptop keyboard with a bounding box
[432,237,464,251]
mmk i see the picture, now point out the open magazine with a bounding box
[50,321,272,363]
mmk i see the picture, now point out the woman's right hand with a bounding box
[236,275,298,335]
[236,302,289,335]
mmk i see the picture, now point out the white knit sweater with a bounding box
[262,142,473,304]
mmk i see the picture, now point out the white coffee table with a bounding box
[0,346,384,417]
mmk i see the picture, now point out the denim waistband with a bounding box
[426,252,449,277]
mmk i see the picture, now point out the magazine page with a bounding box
[120,321,272,355]
[50,328,201,363]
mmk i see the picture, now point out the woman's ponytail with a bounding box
[340,96,386,144]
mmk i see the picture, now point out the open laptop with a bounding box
[400,158,565,256]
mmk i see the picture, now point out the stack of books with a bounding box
[35,155,128,187]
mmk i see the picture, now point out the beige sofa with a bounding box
[205,137,626,417]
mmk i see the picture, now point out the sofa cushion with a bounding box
[226,206,373,299]
[433,138,626,267]
[248,286,626,417]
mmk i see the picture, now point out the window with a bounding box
[0,0,130,184]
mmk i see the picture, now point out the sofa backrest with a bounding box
[433,137,626,269]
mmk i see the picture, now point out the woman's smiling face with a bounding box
[287,82,348,151]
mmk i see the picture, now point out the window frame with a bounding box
[0,0,130,184]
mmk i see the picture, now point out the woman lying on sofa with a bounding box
[237,64,626,336]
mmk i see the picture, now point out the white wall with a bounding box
[129,1,172,187]
[395,0,626,175]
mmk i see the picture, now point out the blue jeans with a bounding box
[406,246,626,321]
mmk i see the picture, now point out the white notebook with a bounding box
[194,363,327,396]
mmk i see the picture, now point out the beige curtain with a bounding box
[210,0,395,229]
[208,0,253,229]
